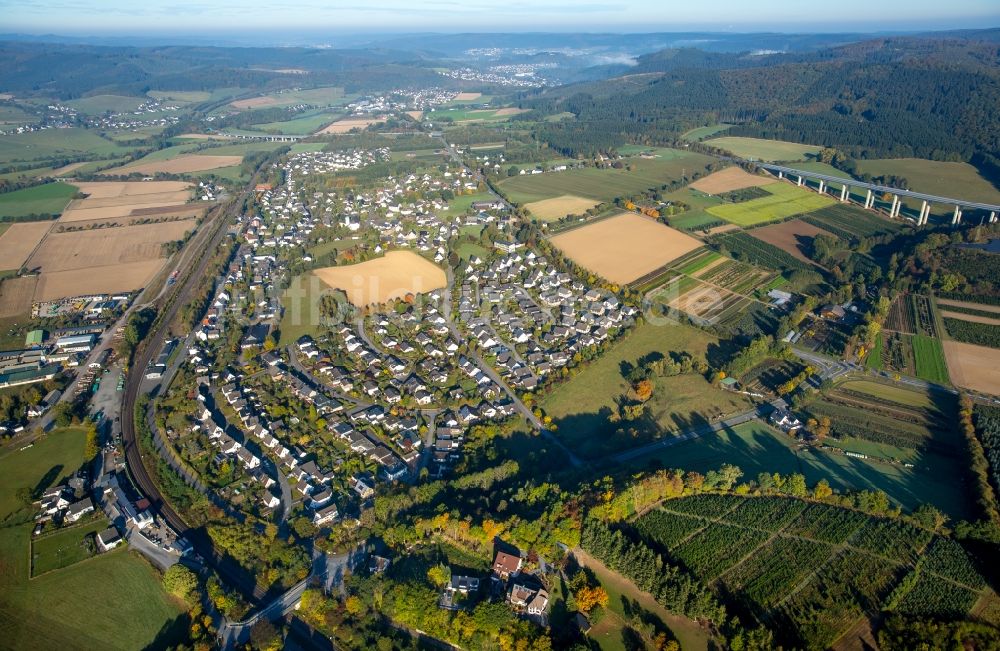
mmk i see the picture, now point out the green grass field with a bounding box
[787,161,855,181]
[0,128,137,164]
[0,426,185,648]
[680,124,732,142]
[854,158,1000,206]
[499,150,716,204]
[706,183,836,226]
[0,181,77,218]
[0,105,38,127]
[429,107,521,123]
[248,110,342,135]
[864,334,884,370]
[627,421,972,518]
[543,321,752,459]
[147,90,212,103]
[705,136,823,162]
[834,379,938,409]
[0,427,87,518]
[446,191,494,214]
[911,334,950,384]
[581,551,710,651]
[65,94,147,114]
[0,526,186,650]
[31,519,107,576]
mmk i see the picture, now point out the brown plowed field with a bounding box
[688,167,777,194]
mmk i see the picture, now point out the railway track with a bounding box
[120,176,267,602]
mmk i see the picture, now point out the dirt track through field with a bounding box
[940,311,1000,326]
[936,299,1000,314]
[550,212,702,285]
[943,340,1000,395]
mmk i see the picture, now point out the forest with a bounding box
[521,35,1000,175]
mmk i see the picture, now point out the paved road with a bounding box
[218,545,364,649]
[441,267,582,466]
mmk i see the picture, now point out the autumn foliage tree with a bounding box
[634,379,654,402]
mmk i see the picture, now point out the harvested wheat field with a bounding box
[0,222,52,269]
[524,195,600,221]
[493,108,525,116]
[104,154,242,176]
[316,117,385,135]
[34,261,167,301]
[71,181,191,199]
[550,213,702,285]
[454,92,482,101]
[27,219,194,273]
[59,181,196,223]
[0,276,37,317]
[750,219,833,263]
[406,111,424,121]
[313,251,446,306]
[944,340,1000,395]
[689,167,777,194]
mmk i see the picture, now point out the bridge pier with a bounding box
[817,180,825,195]
[889,195,899,218]
[991,211,997,224]
[864,189,874,209]
[953,205,963,225]
[918,201,930,226]
[796,175,803,187]
[840,185,849,202]
[777,171,783,179]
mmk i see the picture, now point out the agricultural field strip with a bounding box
[649,500,985,598]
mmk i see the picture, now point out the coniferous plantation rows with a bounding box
[606,494,993,650]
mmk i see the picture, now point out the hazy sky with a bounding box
[3,0,998,34]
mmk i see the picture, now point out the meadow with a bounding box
[704,136,823,162]
[230,86,345,109]
[248,110,342,135]
[707,183,835,226]
[627,420,972,519]
[680,124,732,141]
[65,94,147,114]
[0,128,138,164]
[0,427,185,648]
[0,182,78,218]
[542,320,751,460]
[854,158,1000,205]
[498,150,716,204]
